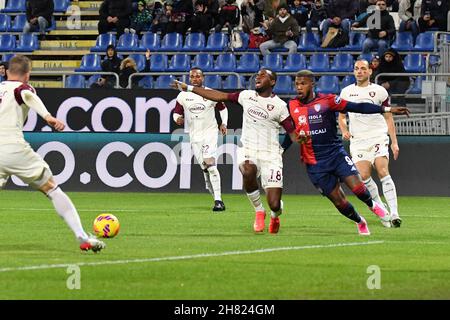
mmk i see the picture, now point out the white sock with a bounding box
[47,187,88,243]
[207,166,222,201]
[246,190,264,212]
[203,171,214,197]
[381,175,399,217]
[363,177,384,206]
[271,200,283,218]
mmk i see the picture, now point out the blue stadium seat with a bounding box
[11,14,27,32]
[2,0,26,12]
[182,33,205,51]
[406,76,423,94]
[358,53,373,63]
[15,34,39,52]
[273,75,293,95]
[0,14,11,32]
[204,75,222,89]
[1,53,14,61]
[45,17,56,31]
[404,54,426,72]
[160,33,183,51]
[91,33,116,52]
[138,76,153,89]
[0,34,15,51]
[154,75,177,89]
[223,74,245,89]
[87,74,101,87]
[128,53,146,71]
[138,32,160,51]
[261,53,283,72]
[65,75,86,88]
[205,32,228,51]
[283,53,307,72]
[345,32,366,51]
[413,32,434,51]
[213,53,237,72]
[428,54,440,67]
[236,53,260,72]
[192,53,214,72]
[116,33,139,51]
[391,32,414,51]
[75,54,102,72]
[340,75,356,90]
[168,54,191,72]
[150,54,168,72]
[54,0,71,12]
[307,53,329,72]
[315,75,340,94]
[235,32,249,51]
[330,53,354,72]
[297,32,320,51]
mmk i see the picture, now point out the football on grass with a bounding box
[93,213,120,238]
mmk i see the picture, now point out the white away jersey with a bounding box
[340,83,389,140]
[0,81,37,145]
[176,88,222,143]
[232,90,289,154]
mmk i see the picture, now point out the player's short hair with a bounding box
[295,70,314,81]
[8,55,31,75]
[261,68,277,83]
[354,59,370,68]
[190,67,204,75]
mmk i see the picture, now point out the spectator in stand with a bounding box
[23,0,54,39]
[306,0,328,34]
[214,0,240,35]
[264,0,288,19]
[418,0,448,32]
[0,61,8,81]
[357,0,396,56]
[241,0,265,33]
[191,0,214,37]
[322,0,357,36]
[289,0,310,28]
[119,49,151,89]
[398,0,421,41]
[91,44,122,89]
[205,0,220,28]
[260,4,300,55]
[98,0,133,37]
[151,2,170,36]
[369,55,381,82]
[355,0,377,24]
[166,0,194,36]
[126,1,152,37]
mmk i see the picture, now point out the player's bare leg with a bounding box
[356,160,387,211]
[266,187,283,234]
[39,176,105,252]
[204,157,225,212]
[326,182,370,235]
[240,161,265,232]
[343,175,391,227]
[374,156,401,227]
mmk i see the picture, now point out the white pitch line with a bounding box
[0,241,384,273]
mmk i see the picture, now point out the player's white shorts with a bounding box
[0,143,53,189]
[191,135,218,170]
[237,147,283,189]
[350,135,390,164]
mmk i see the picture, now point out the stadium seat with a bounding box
[283,53,307,72]
[168,54,191,72]
[340,75,356,90]
[406,76,423,94]
[261,53,283,72]
[0,14,11,32]
[330,53,354,72]
[391,32,414,51]
[138,76,153,89]
[15,34,39,52]
[54,0,71,12]
[273,75,293,95]
[128,53,147,71]
[182,33,205,51]
[213,53,237,72]
[149,54,168,72]
[307,53,329,72]
[154,75,177,89]
[345,32,366,51]
[87,74,101,87]
[75,54,102,72]
[413,32,434,51]
[116,33,139,51]
[160,33,183,51]
[65,75,86,88]
[235,32,249,51]
[11,14,27,32]
[315,75,340,94]
[205,32,228,51]
[404,54,426,72]
[204,75,222,89]
[0,34,15,51]
[358,53,373,63]
[192,53,214,72]
[138,32,160,51]
[91,33,116,52]
[297,32,320,51]
[223,74,245,89]
[2,0,26,12]
[1,53,14,61]
[45,17,56,31]
[236,53,260,72]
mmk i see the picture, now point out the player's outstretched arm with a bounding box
[44,114,65,131]
[171,80,230,102]
[21,89,65,131]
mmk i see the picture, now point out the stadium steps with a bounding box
[31,60,81,71]
[56,20,98,30]
[29,80,63,88]
[73,0,102,10]
[40,40,96,49]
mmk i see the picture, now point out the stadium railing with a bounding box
[30,71,120,88]
[394,112,450,135]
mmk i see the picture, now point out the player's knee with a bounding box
[377,168,390,179]
[268,199,281,212]
[39,177,57,195]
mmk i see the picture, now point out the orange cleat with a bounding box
[268,217,280,234]
[253,211,266,233]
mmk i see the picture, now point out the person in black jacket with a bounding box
[119,49,151,89]
[91,45,122,89]
[23,0,54,37]
[418,0,448,32]
[98,0,133,37]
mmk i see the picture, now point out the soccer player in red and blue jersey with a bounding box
[288,70,410,235]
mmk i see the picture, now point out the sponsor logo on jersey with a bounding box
[249,97,258,103]
[369,91,376,97]
[349,93,359,97]
[267,104,275,111]
[293,107,300,113]
[186,98,194,101]
[247,106,269,120]
[189,103,207,114]
[310,128,327,135]
[334,96,341,105]
[314,104,321,112]
[298,115,307,125]
[309,114,323,124]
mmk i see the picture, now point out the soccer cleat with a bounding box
[268,217,280,234]
[212,200,226,212]
[357,217,370,236]
[391,216,402,228]
[253,211,266,233]
[80,237,106,253]
[370,202,391,228]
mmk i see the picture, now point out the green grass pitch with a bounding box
[0,190,449,300]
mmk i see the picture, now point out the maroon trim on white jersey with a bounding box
[173,101,184,115]
[215,102,226,110]
[13,83,35,105]
[227,92,240,103]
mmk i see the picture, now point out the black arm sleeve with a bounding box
[345,101,384,114]
[281,134,293,152]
